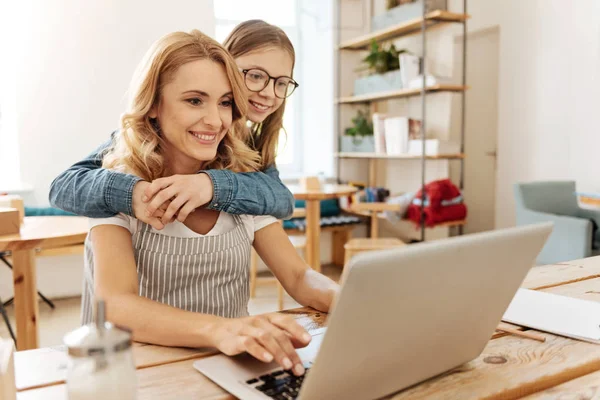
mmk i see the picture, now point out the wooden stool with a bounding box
[249,208,307,311]
[344,237,406,266]
[343,199,406,266]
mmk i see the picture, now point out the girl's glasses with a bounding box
[240,68,299,99]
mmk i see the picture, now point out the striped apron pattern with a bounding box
[81,215,252,324]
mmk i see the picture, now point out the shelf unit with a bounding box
[338,10,469,50]
[335,152,465,160]
[334,0,469,241]
[336,84,468,104]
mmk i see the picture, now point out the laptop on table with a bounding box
[194,223,552,400]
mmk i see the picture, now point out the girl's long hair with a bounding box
[224,20,296,168]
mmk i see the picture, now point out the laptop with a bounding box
[194,223,552,400]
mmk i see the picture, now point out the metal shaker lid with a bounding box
[63,299,132,357]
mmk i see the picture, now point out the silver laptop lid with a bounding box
[298,223,552,400]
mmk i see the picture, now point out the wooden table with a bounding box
[0,216,88,350]
[288,184,358,272]
[15,256,600,399]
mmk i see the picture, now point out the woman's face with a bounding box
[151,59,234,173]
[234,47,294,123]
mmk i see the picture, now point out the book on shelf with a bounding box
[372,113,387,154]
[384,116,411,155]
[381,116,422,155]
[363,114,459,157]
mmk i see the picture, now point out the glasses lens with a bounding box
[275,77,297,98]
[244,69,268,92]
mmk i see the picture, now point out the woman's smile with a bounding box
[189,130,219,145]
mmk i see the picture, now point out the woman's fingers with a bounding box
[240,324,290,369]
[239,336,274,363]
[216,317,307,375]
[255,319,304,375]
[268,315,312,347]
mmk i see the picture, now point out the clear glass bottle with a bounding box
[63,300,137,400]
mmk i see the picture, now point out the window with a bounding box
[0,3,21,188]
[214,0,303,176]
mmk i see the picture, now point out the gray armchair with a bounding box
[514,181,600,265]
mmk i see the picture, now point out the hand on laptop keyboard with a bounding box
[246,362,312,400]
[209,314,312,376]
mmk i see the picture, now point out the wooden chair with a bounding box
[343,201,406,266]
[249,208,307,311]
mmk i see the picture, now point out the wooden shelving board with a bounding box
[339,10,469,50]
[344,206,466,228]
[336,84,467,104]
[436,219,466,227]
[335,152,465,160]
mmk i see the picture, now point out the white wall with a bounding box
[455,0,600,228]
[357,0,600,230]
[0,0,215,300]
[11,0,215,205]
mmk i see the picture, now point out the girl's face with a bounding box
[234,47,294,123]
[150,59,234,173]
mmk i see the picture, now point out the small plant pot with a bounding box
[340,135,375,153]
[354,69,403,96]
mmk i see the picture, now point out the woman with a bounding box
[49,20,300,229]
[85,29,338,377]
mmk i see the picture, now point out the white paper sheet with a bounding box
[502,288,600,344]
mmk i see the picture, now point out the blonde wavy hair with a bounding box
[103,29,260,180]
[224,20,296,168]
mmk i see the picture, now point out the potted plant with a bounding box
[341,109,375,152]
[373,0,447,32]
[353,40,407,96]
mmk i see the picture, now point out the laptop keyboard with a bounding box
[245,362,312,399]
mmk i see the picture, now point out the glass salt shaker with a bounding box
[63,300,137,400]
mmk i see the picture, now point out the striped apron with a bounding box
[81,215,252,325]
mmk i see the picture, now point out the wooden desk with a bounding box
[288,185,358,272]
[0,216,88,350]
[14,257,600,399]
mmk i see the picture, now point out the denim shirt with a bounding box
[49,131,294,219]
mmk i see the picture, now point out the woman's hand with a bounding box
[143,173,214,224]
[210,314,312,376]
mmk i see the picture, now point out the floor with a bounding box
[0,265,342,348]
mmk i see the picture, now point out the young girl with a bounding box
[49,20,300,229]
[85,29,338,377]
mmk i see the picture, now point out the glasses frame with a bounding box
[240,68,299,99]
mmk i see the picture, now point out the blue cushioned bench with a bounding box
[25,207,76,217]
[283,199,363,231]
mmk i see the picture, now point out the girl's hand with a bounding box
[211,314,312,376]
[143,173,214,224]
[132,181,172,229]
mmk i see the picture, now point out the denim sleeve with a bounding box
[48,132,142,218]
[203,164,294,219]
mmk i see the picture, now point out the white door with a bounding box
[453,26,500,234]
